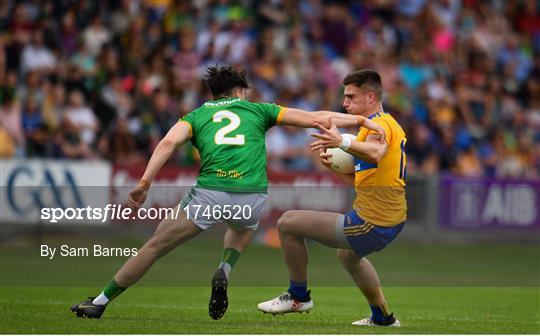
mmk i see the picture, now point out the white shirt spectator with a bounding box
[83,23,111,56]
[21,44,56,73]
[65,106,98,144]
[212,30,250,63]
[430,0,461,29]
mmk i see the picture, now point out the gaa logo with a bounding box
[6,166,84,215]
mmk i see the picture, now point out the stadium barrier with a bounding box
[1,159,538,243]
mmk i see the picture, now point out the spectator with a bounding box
[171,28,201,87]
[8,3,34,45]
[71,43,97,77]
[20,31,56,74]
[100,76,133,119]
[0,89,24,157]
[266,126,314,172]
[98,117,143,165]
[83,15,111,56]
[21,95,48,156]
[41,81,65,131]
[407,124,439,175]
[53,118,94,159]
[64,90,99,145]
[58,12,79,56]
[454,146,483,177]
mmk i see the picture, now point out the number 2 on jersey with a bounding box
[213,110,245,145]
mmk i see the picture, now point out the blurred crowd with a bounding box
[1,0,539,179]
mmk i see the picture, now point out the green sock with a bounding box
[103,278,126,301]
[219,248,240,278]
[222,248,240,267]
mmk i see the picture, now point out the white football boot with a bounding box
[257,292,313,315]
[352,315,401,327]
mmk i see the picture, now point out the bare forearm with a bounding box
[141,139,176,182]
[313,111,361,128]
[314,112,383,131]
[347,141,384,164]
[282,108,369,129]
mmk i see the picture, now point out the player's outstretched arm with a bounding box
[127,121,192,208]
[281,108,360,128]
[281,108,386,140]
[311,120,388,164]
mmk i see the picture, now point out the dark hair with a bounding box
[343,69,383,101]
[204,66,249,99]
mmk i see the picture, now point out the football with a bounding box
[326,134,356,174]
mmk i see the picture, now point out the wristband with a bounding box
[139,179,151,190]
[339,136,352,151]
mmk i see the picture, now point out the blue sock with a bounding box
[370,303,390,322]
[288,279,308,300]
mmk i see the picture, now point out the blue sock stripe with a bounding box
[288,279,308,299]
[289,279,307,288]
[370,304,388,322]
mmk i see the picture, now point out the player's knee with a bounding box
[337,249,359,269]
[276,210,298,233]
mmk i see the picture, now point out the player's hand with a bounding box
[319,149,333,168]
[310,118,343,150]
[361,118,386,144]
[128,185,147,209]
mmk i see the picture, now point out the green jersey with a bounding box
[180,98,285,193]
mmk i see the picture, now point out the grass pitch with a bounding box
[1,287,538,334]
[0,237,539,334]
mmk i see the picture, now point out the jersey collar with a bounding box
[367,110,385,119]
[204,98,240,106]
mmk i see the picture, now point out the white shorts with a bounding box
[179,186,268,231]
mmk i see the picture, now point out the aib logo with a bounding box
[6,166,84,215]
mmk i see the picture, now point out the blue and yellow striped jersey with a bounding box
[353,112,407,227]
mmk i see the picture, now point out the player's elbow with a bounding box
[158,138,177,152]
[370,145,387,163]
[371,151,383,164]
[363,150,382,164]
[161,138,175,147]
